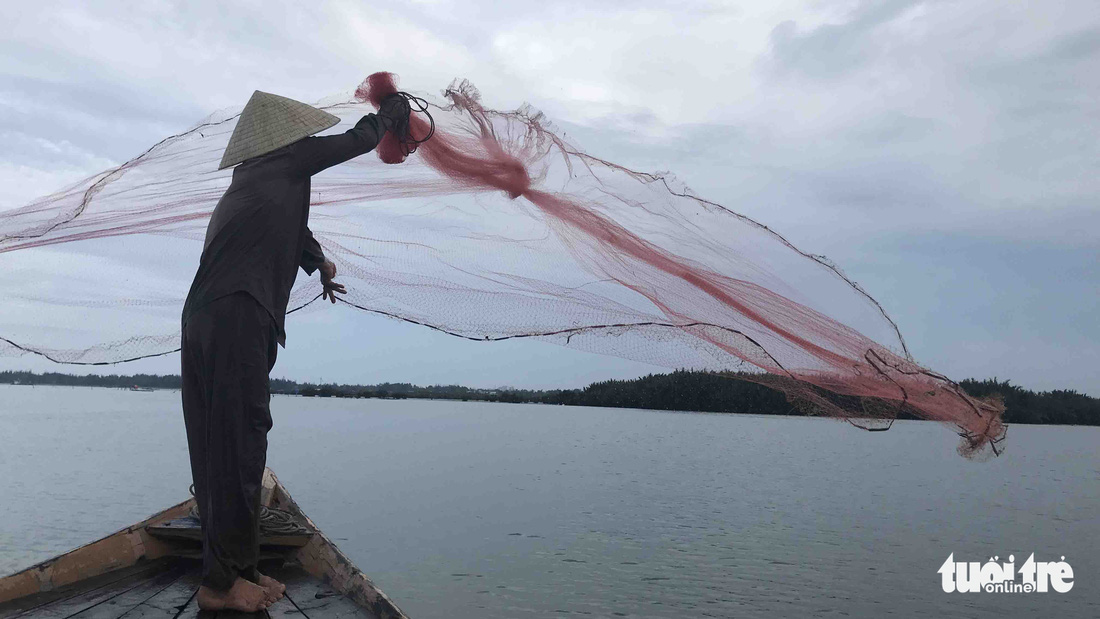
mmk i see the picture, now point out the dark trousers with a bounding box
[181,292,278,591]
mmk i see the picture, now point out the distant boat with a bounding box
[0,468,409,619]
[129,385,155,392]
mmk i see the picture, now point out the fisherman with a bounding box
[180,91,411,612]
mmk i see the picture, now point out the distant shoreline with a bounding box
[5,382,1100,431]
[2,369,1095,427]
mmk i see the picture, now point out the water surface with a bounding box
[0,385,1096,617]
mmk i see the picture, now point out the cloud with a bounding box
[1,0,1097,392]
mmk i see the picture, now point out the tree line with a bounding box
[1,369,1095,426]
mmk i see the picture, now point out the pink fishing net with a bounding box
[0,73,1004,457]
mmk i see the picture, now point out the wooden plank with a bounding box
[180,595,298,619]
[0,573,40,608]
[171,590,202,619]
[118,569,200,619]
[147,521,309,549]
[210,610,261,619]
[287,595,367,619]
[68,567,185,619]
[270,567,326,615]
[269,567,320,619]
[274,567,369,619]
[136,568,301,619]
[262,596,303,619]
[48,534,139,590]
[161,552,285,563]
[0,563,172,619]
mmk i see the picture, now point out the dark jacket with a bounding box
[182,114,384,346]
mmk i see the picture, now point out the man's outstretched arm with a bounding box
[292,114,385,177]
[291,96,412,177]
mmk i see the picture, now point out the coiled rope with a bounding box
[383,91,435,157]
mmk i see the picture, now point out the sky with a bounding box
[1,0,1097,393]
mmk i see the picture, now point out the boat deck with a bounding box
[0,470,405,619]
[0,557,373,619]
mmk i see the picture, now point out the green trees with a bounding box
[538,370,791,414]
[1,370,1095,426]
[0,370,180,389]
[958,378,1097,425]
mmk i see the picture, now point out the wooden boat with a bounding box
[0,469,409,619]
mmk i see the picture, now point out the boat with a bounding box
[0,469,409,619]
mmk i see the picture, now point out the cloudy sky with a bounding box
[2,0,1097,393]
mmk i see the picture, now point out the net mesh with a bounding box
[0,73,1005,457]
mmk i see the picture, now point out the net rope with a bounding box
[0,73,1005,457]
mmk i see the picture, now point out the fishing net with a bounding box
[0,73,1004,457]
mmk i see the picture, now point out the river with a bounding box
[0,385,1095,617]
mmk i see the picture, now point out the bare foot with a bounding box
[257,572,286,602]
[197,578,270,612]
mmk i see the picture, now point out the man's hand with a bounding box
[378,94,411,136]
[320,260,346,304]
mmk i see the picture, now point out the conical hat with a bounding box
[218,91,340,170]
